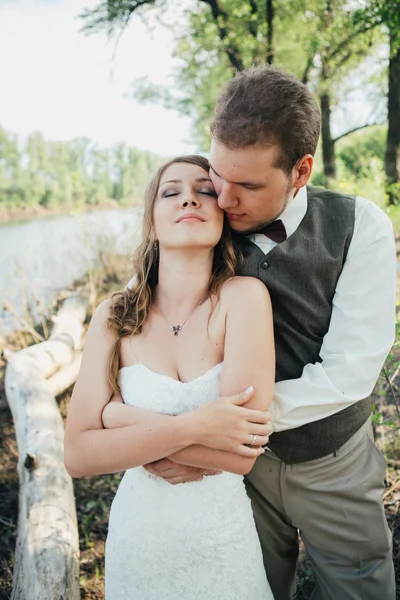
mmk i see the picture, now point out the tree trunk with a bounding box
[320,92,336,181]
[201,0,244,71]
[266,0,274,64]
[385,35,400,205]
[4,290,89,600]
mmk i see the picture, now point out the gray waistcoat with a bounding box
[235,185,371,464]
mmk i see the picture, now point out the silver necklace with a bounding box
[154,298,202,336]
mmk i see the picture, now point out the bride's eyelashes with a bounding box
[161,188,218,199]
[202,190,218,198]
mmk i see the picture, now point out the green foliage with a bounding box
[311,159,387,206]
[353,0,400,50]
[386,182,400,205]
[95,1,385,152]
[372,317,400,438]
[0,126,163,211]
[81,1,400,196]
[310,126,389,205]
[129,0,326,149]
[336,126,386,177]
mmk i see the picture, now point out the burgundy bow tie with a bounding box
[254,219,287,243]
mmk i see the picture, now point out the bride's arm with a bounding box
[65,299,267,478]
[169,276,275,475]
[64,301,202,477]
[102,395,168,428]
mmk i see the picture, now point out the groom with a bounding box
[147,67,396,599]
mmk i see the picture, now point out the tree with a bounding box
[386,33,400,203]
[0,126,163,212]
[81,0,276,73]
[353,1,400,203]
[81,0,384,182]
[299,0,383,182]
[0,127,24,207]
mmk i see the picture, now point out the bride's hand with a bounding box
[188,387,272,457]
[145,459,221,485]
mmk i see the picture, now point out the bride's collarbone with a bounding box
[119,325,224,384]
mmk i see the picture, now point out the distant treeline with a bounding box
[0,127,164,210]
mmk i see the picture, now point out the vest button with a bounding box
[261,261,269,270]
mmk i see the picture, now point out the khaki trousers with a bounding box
[245,419,396,600]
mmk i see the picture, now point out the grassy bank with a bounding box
[0,199,139,226]
[0,249,399,599]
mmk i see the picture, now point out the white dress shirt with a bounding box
[247,187,397,432]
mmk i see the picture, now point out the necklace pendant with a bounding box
[171,325,182,336]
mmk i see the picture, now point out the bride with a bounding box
[64,155,275,600]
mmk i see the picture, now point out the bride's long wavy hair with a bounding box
[107,155,238,394]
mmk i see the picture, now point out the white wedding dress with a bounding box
[105,362,274,600]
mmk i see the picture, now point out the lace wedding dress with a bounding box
[105,362,274,600]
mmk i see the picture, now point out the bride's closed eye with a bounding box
[198,189,218,198]
[161,188,217,199]
[162,190,179,198]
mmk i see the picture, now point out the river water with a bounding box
[0,208,142,336]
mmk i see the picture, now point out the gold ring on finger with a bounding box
[251,434,257,446]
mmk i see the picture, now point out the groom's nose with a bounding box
[217,182,239,210]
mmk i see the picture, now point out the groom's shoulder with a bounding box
[306,184,356,204]
[307,185,392,229]
[306,185,358,230]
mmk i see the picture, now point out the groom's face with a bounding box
[209,139,297,234]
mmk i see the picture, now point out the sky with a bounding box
[0,0,195,156]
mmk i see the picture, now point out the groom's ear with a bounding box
[293,155,313,189]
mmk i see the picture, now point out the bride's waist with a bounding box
[123,466,244,494]
[110,468,254,531]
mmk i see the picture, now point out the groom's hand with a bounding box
[145,458,220,485]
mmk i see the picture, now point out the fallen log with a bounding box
[46,354,82,398]
[5,290,89,600]
[8,290,88,378]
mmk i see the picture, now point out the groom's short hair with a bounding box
[210,66,321,175]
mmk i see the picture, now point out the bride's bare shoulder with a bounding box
[84,298,116,341]
[220,276,271,308]
[221,275,269,296]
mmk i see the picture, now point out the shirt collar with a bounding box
[248,185,308,244]
[278,185,307,239]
